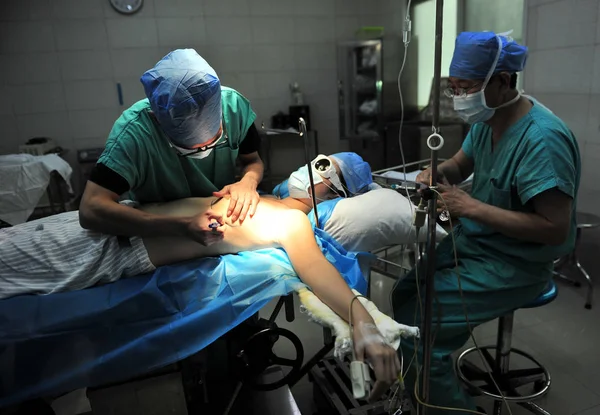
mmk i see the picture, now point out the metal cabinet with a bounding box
[337,39,384,141]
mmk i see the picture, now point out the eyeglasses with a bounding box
[311,155,348,198]
[169,126,230,158]
[443,82,483,99]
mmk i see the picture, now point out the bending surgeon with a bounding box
[79,49,264,247]
[0,156,398,398]
[392,31,581,414]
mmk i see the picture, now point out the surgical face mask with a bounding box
[453,35,521,124]
[288,165,326,200]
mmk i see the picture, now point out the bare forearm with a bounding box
[438,159,466,185]
[240,159,264,188]
[465,200,561,245]
[80,200,190,238]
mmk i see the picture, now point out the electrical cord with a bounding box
[427,188,514,415]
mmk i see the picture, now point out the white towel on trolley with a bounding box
[0,154,73,225]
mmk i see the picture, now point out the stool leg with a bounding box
[574,228,593,310]
[575,259,593,309]
[493,313,514,415]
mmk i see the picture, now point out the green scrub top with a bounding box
[98,86,257,203]
[459,96,581,265]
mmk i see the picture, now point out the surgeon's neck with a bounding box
[487,92,531,145]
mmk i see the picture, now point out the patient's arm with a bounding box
[139,197,399,387]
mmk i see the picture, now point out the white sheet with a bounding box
[0,154,73,225]
[380,169,474,183]
[323,188,448,252]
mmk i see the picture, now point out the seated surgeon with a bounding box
[0,179,400,398]
[392,32,581,413]
[79,49,264,247]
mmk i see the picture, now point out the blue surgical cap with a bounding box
[140,49,222,148]
[449,32,528,80]
[330,152,372,195]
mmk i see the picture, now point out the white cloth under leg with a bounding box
[297,288,419,359]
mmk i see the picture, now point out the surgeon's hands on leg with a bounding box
[186,210,225,246]
[213,179,260,223]
[353,320,402,401]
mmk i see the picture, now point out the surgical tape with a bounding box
[297,288,420,359]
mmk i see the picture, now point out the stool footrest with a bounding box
[456,346,552,404]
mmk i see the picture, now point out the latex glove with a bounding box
[353,321,401,402]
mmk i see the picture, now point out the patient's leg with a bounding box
[139,197,290,267]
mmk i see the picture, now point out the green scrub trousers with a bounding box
[393,97,581,414]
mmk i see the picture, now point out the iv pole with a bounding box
[261,118,319,228]
[420,0,445,413]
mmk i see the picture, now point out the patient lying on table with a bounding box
[0,177,403,394]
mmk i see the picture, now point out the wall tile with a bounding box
[207,45,256,75]
[597,0,600,43]
[52,0,105,19]
[0,0,31,20]
[0,87,13,115]
[527,47,594,94]
[253,45,295,72]
[294,43,337,70]
[28,0,54,20]
[251,17,295,44]
[54,20,108,51]
[528,0,562,5]
[586,95,600,145]
[63,80,117,110]
[293,0,335,16]
[202,0,250,16]
[218,73,257,101]
[335,17,360,41]
[532,94,591,141]
[16,111,73,143]
[59,50,113,81]
[2,53,61,85]
[156,17,206,47]
[106,18,158,49]
[535,0,597,50]
[11,83,66,115]
[0,22,55,53]
[69,109,120,139]
[294,68,337,96]
[580,143,600,192]
[110,48,164,78]
[249,0,294,16]
[294,17,335,44]
[334,0,365,16]
[254,72,295,100]
[205,17,253,45]
[153,0,204,17]
[117,77,147,108]
[592,45,600,94]
[0,115,20,155]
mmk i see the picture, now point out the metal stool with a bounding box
[455,281,557,415]
[554,211,600,309]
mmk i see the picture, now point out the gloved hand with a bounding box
[352,320,401,402]
[186,210,225,246]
